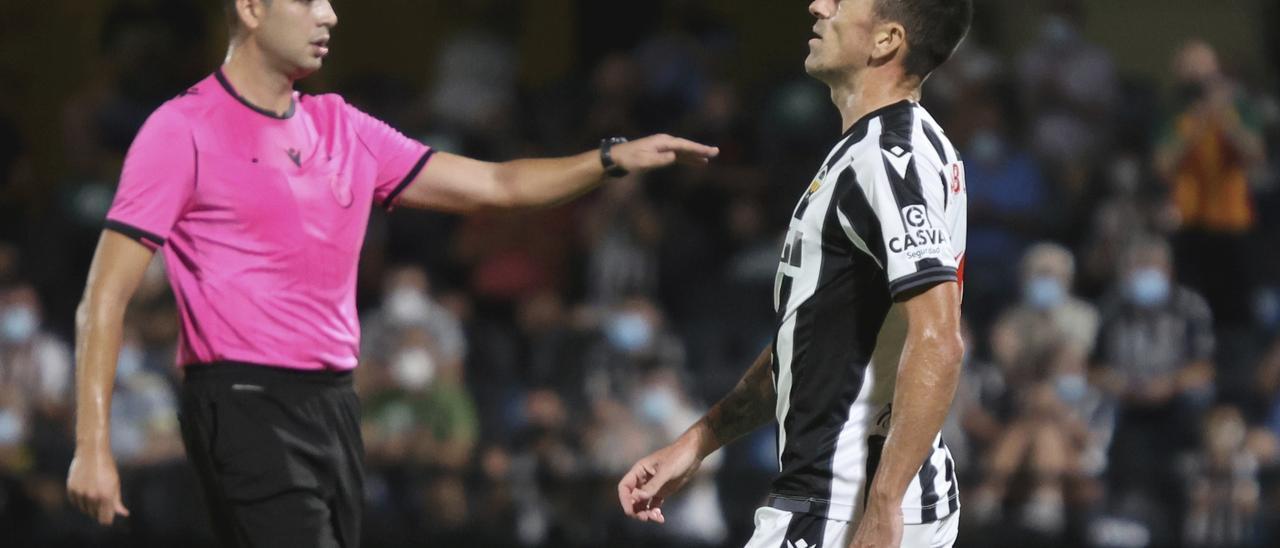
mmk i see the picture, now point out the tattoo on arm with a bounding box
[703,349,777,448]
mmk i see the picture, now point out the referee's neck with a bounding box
[222,46,297,115]
[829,74,921,133]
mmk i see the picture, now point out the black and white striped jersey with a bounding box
[769,100,966,525]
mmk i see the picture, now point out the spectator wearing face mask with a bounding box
[995,243,1099,377]
[583,296,685,404]
[0,283,75,543]
[361,326,479,541]
[961,99,1054,327]
[0,284,73,414]
[1092,236,1215,530]
[362,266,467,372]
[973,299,1113,537]
[363,326,477,472]
[627,367,726,547]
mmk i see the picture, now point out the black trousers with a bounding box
[178,362,365,548]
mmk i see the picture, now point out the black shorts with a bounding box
[178,362,364,548]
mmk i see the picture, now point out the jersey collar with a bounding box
[841,99,914,140]
[215,68,297,120]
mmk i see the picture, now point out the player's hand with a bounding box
[611,134,719,173]
[67,445,130,526]
[847,499,903,548]
[617,435,703,523]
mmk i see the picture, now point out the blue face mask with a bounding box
[1054,374,1087,404]
[638,387,677,424]
[1126,268,1170,307]
[1025,276,1066,310]
[605,312,653,353]
[0,307,37,344]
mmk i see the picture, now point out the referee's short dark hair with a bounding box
[874,0,974,79]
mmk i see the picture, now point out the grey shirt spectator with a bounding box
[1094,286,1215,391]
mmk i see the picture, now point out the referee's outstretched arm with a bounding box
[66,230,154,525]
[391,134,719,213]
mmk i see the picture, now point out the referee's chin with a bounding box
[290,60,325,81]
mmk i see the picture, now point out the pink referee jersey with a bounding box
[105,69,434,371]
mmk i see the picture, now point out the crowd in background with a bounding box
[2,1,1280,547]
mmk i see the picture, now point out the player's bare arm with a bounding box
[617,344,775,523]
[849,281,964,548]
[66,231,154,525]
[395,134,719,213]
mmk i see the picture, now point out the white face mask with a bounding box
[0,408,25,445]
[0,306,38,344]
[385,287,430,325]
[390,348,436,391]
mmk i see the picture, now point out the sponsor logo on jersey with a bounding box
[889,228,948,254]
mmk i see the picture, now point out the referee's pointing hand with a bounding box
[611,134,720,173]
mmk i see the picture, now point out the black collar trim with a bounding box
[215,68,296,119]
[841,99,914,139]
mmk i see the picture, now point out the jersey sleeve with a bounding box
[846,131,960,301]
[104,106,197,251]
[344,101,434,210]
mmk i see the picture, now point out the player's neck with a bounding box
[222,42,296,116]
[828,69,921,133]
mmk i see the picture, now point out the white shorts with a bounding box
[742,506,959,548]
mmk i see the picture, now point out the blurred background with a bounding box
[1,0,1279,546]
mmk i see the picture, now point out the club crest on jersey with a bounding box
[808,164,829,194]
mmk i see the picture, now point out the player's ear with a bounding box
[870,21,905,67]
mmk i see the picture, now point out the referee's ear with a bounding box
[231,0,268,33]
[870,21,907,67]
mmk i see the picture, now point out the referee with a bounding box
[65,1,717,546]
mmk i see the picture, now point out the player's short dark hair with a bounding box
[873,0,973,79]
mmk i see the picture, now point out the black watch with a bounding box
[600,137,629,178]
